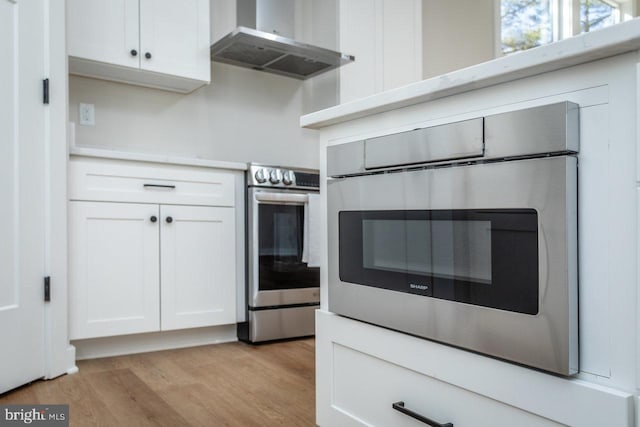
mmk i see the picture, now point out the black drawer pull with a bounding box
[143,184,176,189]
[392,401,453,427]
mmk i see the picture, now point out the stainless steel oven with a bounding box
[239,164,320,343]
[327,102,579,375]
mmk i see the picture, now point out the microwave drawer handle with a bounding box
[392,401,453,427]
[254,193,309,204]
[143,184,176,189]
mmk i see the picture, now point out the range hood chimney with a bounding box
[210,0,354,80]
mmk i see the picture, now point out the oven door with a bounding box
[327,155,577,375]
[248,187,320,308]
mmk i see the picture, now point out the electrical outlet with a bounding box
[79,103,95,126]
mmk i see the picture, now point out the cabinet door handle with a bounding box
[130,49,138,57]
[166,216,173,224]
[150,216,157,223]
[143,184,176,189]
[145,52,152,59]
[392,402,453,427]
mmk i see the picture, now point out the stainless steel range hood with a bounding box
[210,0,354,80]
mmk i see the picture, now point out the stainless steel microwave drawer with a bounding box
[327,155,578,376]
[326,101,579,177]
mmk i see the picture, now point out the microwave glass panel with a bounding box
[339,209,538,314]
[362,219,492,284]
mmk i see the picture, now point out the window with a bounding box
[499,0,621,55]
[501,0,553,55]
[580,0,620,33]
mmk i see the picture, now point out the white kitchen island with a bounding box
[303,19,640,427]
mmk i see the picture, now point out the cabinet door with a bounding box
[67,0,139,68]
[139,0,210,82]
[69,202,160,339]
[160,205,236,331]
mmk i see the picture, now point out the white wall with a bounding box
[299,0,340,113]
[421,0,639,81]
[338,0,423,103]
[422,0,496,79]
[69,61,320,169]
[68,0,334,169]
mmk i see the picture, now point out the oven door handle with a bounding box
[255,192,309,204]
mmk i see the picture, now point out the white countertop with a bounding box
[301,18,640,129]
[69,145,248,171]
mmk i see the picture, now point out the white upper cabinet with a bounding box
[66,0,140,69]
[67,0,211,93]
[139,0,210,82]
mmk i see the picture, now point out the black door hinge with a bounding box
[44,276,50,302]
[43,78,49,104]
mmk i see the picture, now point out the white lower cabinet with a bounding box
[69,202,161,339]
[317,311,633,427]
[160,205,236,331]
[330,344,560,427]
[69,158,238,340]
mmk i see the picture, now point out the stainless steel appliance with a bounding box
[210,0,354,79]
[238,164,320,343]
[327,102,579,375]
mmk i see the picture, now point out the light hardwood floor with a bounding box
[0,338,316,426]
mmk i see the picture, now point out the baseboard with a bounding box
[66,345,78,374]
[72,324,238,360]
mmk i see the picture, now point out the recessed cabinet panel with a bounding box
[67,0,139,68]
[139,0,210,82]
[578,104,611,377]
[69,202,160,339]
[160,205,236,331]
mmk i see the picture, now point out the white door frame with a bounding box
[44,0,76,379]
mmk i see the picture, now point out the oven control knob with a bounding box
[255,168,267,183]
[269,169,282,184]
[282,170,294,185]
